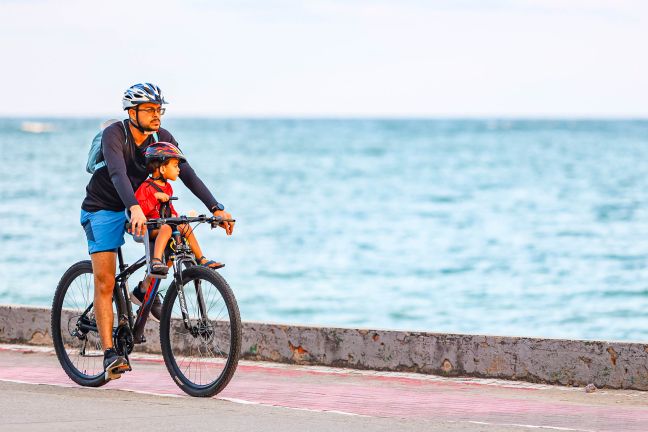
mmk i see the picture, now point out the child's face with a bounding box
[160,158,180,181]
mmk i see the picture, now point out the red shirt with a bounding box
[134,179,178,219]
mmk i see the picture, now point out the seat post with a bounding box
[143,229,152,267]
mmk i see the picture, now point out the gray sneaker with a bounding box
[103,348,129,380]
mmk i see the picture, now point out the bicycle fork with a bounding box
[173,259,211,337]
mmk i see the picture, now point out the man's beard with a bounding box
[142,123,160,133]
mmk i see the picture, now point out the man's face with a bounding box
[130,102,163,131]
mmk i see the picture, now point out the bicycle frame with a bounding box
[115,223,215,352]
[78,214,230,361]
[54,212,240,396]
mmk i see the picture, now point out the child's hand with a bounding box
[154,192,170,202]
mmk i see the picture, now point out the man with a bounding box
[80,83,234,377]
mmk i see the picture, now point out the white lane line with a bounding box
[219,396,370,417]
[463,420,596,432]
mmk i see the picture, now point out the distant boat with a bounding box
[20,121,56,133]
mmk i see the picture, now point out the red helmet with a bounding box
[144,142,186,163]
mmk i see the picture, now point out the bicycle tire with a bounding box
[159,266,241,397]
[51,260,117,387]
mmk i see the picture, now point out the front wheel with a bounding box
[159,266,241,397]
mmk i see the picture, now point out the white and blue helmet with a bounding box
[122,83,168,110]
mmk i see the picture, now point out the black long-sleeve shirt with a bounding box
[81,120,220,213]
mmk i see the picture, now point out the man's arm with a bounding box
[163,129,233,235]
[179,164,234,235]
[103,124,147,235]
[102,126,138,209]
[178,161,222,212]
[160,129,222,212]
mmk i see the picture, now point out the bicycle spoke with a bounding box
[57,269,104,379]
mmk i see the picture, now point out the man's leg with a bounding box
[91,251,117,350]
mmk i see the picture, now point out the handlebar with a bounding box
[126,215,235,231]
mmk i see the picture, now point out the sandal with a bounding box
[197,256,225,270]
[149,257,169,275]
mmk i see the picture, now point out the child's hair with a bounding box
[146,158,174,174]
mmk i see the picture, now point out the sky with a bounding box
[1,0,647,117]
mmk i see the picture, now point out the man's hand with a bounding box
[154,192,170,202]
[129,205,147,236]
[213,210,234,235]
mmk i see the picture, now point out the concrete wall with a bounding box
[1,304,647,390]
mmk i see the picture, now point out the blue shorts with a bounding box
[80,209,127,254]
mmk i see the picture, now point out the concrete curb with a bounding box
[1,304,647,390]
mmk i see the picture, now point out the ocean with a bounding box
[1,118,647,342]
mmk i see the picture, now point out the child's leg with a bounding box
[178,224,224,268]
[153,225,172,262]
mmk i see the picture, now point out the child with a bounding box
[135,142,224,276]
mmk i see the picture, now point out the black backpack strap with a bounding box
[146,178,165,193]
[121,120,134,160]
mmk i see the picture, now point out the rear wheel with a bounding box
[51,261,118,387]
[159,266,241,397]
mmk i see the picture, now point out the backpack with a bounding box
[86,119,159,174]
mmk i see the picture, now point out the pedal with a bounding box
[146,271,167,279]
[105,368,123,381]
[120,363,132,373]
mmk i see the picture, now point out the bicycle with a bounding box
[50,213,241,397]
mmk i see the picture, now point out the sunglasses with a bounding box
[138,107,166,115]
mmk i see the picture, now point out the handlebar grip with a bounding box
[210,218,236,228]
[169,197,178,201]
[125,221,151,230]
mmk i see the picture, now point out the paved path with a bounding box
[0,344,646,431]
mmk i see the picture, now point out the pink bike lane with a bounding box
[1,344,646,431]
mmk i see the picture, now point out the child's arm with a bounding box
[164,184,178,217]
[134,184,158,218]
[154,192,170,202]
